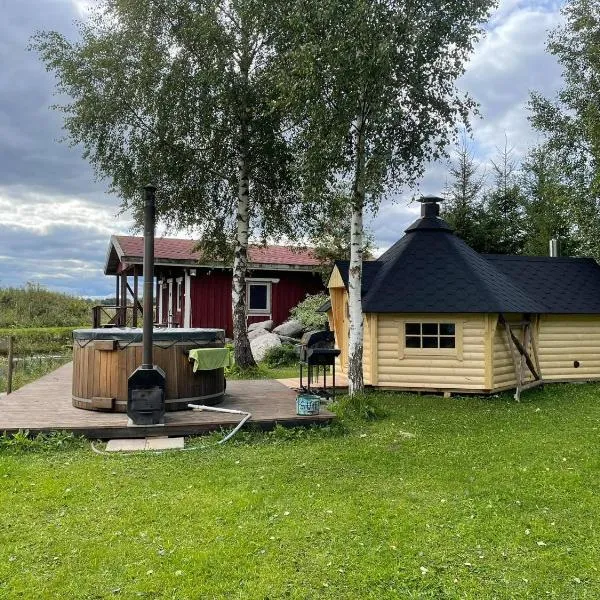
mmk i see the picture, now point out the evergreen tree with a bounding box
[481,141,526,254]
[442,138,487,251]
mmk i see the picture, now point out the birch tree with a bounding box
[529,0,600,259]
[278,0,494,394]
[32,0,301,367]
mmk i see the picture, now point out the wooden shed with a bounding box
[328,197,600,398]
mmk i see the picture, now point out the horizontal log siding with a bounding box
[375,314,487,390]
[492,313,535,390]
[363,314,371,385]
[538,315,600,381]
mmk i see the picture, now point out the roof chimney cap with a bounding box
[418,195,444,218]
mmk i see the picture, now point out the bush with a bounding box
[262,343,298,368]
[290,293,330,330]
[0,283,93,328]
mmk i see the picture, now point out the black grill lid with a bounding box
[74,327,225,343]
[300,330,334,347]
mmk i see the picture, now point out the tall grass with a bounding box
[0,283,92,328]
[0,355,71,393]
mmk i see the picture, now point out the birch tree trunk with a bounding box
[347,111,366,394]
[232,72,256,368]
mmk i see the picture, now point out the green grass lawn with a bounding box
[2,383,600,598]
[226,363,299,380]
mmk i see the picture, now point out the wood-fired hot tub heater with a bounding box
[127,184,166,426]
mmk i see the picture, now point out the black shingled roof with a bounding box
[484,255,600,313]
[334,214,600,314]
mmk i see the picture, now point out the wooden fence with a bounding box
[0,335,71,395]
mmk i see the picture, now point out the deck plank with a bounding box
[0,363,334,439]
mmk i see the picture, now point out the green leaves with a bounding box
[277,0,494,204]
[31,0,305,247]
[529,0,600,259]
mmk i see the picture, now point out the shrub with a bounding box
[0,283,92,328]
[290,293,329,330]
[262,343,298,368]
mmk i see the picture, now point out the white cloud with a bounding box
[0,0,567,294]
[370,0,564,248]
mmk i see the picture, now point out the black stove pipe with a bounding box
[142,184,156,369]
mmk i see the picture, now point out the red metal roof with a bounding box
[114,235,321,267]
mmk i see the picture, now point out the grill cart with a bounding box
[298,330,340,401]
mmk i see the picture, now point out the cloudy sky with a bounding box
[0,0,564,298]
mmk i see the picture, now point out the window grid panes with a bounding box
[404,322,455,349]
[248,283,269,312]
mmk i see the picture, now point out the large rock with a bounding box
[248,319,274,332]
[251,332,281,362]
[248,327,270,341]
[272,319,305,338]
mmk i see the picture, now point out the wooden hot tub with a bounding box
[72,328,226,412]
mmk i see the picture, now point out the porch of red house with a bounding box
[92,267,145,328]
[0,363,335,439]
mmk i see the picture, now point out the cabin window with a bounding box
[405,322,455,349]
[176,280,183,311]
[247,282,271,314]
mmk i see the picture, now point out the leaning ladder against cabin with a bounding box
[499,314,544,401]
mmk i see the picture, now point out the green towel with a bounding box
[189,348,231,372]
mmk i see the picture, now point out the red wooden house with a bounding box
[103,235,325,335]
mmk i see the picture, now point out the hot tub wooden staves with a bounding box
[71,328,226,412]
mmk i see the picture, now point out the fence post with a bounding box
[7,336,14,395]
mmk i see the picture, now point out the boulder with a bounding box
[248,327,270,341]
[248,319,274,332]
[250,332,281,362]
[272,319,304,338]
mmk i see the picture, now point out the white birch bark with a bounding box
[347,110,366,394]
[232,41,255,368]
[232,125,256,367]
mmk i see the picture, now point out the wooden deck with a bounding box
[0,363,334,439]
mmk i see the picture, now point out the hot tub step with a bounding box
[105,437,185,452]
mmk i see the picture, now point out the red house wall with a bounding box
[190,269,324,336]
[190,271,233,333]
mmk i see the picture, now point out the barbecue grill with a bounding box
[298,330,340,400]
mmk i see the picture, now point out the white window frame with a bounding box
[157,279,164,324]
[398,318,463,360]
[176,277,183,312]
[246,278,278,315]
[167,279,173,327]
[184,271,192,328]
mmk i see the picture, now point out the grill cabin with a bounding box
[328,197,600,397]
